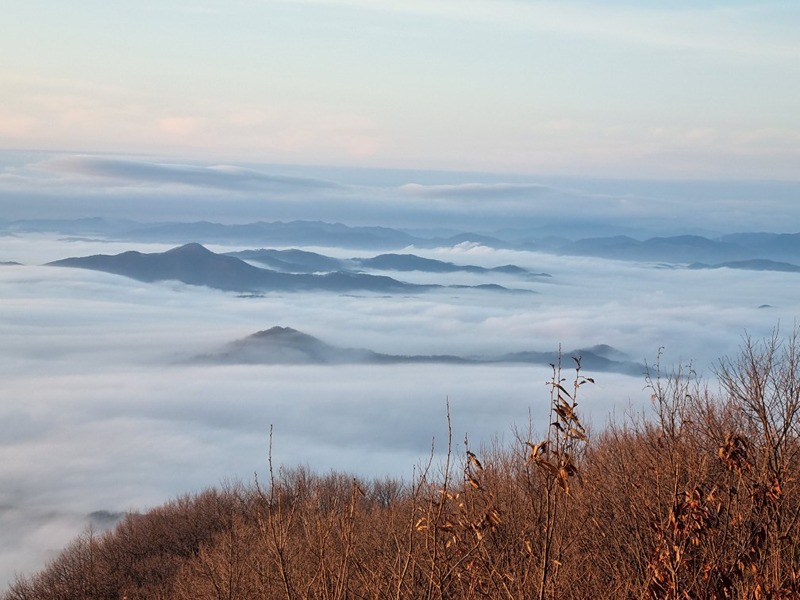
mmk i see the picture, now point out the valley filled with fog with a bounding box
[3,210,799,586]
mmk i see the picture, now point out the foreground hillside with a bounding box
[6,332,800,599]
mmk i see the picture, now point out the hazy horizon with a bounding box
[4,151,800,242]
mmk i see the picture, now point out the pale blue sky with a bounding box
[2,0,798,178]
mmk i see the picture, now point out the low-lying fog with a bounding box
[1,234,797,588]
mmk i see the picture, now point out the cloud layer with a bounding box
[3,229,799,586]
[4,152,800,236]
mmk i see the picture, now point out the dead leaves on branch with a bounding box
[529,356,593,496]
[648,410,798,598]
[718,432,752,476]
[528,447,579,495]
[466,450,484,472]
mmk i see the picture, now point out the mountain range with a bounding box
[687,259,800,274]
[197,326,646,376]
[227,248,545,277]
[46,244,536,294]
[561,234,800,264]
[46,244,428,294]
[5,218,800,265]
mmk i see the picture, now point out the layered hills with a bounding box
[228,249,540,277]
[46,244,536,294]
[198,326,645,376]
[687,259,800,273]
[6,218,800,266]
[47,243,420,294]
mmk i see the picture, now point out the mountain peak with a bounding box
[249,326,304,339]
[165,242,213,255]
[244,326,324,347]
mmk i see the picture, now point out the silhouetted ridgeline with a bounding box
[7,331,800,599]
[45,244,538,295]
[225,249,542,277]
[6,217,800,263]
[47,244,428,294]
[195,326,646,376]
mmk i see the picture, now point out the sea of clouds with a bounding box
[2,153,799,589]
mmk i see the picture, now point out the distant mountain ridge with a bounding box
[198,326,645,376]
[227,249,546,277]
[121,221,422,249]
[47,243,426,294]
[6,218,800,264]
[354,254,532,275]
[688,259,800,273]
[46,244,534,294]
[561,235,747,263]
[228,249,344,273]
[203,326,472,365]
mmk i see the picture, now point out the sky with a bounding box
[2,0,799,179]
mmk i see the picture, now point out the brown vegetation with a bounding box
[7,330,800,599]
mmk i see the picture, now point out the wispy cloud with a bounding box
[271,0,800,60]
[2,153,800,234]
[37,156,343,193]
[399,182,554,200]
